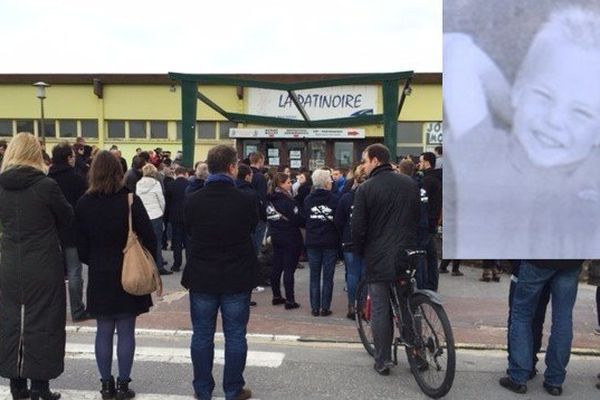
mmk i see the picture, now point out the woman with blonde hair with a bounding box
[334,164,368,319]
[0,132,73,400]
[76,151,156,399]
[136,163,170,275]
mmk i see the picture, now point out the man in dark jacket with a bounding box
[417,152,444,289]
[182,145,257,400]
[124,155,146,193]
[352,143,420,376]
[165,167,189,272]
[48,142,91,322]
[501,260,583,396]
[249,152,268,254]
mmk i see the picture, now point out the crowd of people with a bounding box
[0,131,598,399]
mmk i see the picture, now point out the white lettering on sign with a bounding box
[424,122,443,144]
[248,86,378,120]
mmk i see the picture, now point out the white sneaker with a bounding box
[253,286,265,293]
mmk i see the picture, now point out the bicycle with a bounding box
[355,249,456,399]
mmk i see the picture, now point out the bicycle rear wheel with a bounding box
[355,278,375,357]
[405,294,456,399]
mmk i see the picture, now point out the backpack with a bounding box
[121,193,163,296]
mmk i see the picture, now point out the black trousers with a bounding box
[10,378,49,391]
[271,241,301,303]
[171,222,187,268]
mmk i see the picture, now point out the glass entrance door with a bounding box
[286,140,306,170]
[308,140,327,171]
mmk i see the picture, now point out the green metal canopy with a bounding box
[168,71,413,167]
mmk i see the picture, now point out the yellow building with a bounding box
[0,73,441,168]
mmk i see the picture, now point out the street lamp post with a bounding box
[32,82,50,142]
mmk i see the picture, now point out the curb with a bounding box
[67,326,600,356]
[66,325,300,343]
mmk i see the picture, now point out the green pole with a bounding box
[181,80,197,168]
[382,80,399,159]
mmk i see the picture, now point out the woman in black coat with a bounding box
[76,151,156,400]
[0,133,73,400]
[267,172,305,309]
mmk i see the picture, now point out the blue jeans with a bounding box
[343,252,364,305]
[253,220,267,256]
[190,291,251,400]
[150,217,165,269]
[64,246,86,318]
[307,248,337,311]
[507,261,581,386]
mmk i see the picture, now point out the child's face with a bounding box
[512,44,600,168]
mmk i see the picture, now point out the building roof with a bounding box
[0,73,441,85]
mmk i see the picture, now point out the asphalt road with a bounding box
[1,332,598,400]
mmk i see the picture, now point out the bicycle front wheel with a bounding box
[355,278,375,357]
[405,294,456,399]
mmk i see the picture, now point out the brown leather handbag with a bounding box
[121,193,163,296]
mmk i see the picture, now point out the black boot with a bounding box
[100,376,116,399]
[10,378,29,400]
[115,377,135,400]
[30,380,60,400]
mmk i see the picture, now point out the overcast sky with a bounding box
[0,0,441,74]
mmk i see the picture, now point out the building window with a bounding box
[16,120,34,134]
[59,120,77,138]
[150,121,168,139]
[397,122,424,143]
[218,121,237,139]
[197,121,216,139]
[129,121,147,139]
[81,120,98,138]
[0,120,12,137]
[397,146,425,160]
[42,120,57,138]
[107,120,125,139]
[334,142,354,168]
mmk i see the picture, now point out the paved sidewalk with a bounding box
[71,254,599,351]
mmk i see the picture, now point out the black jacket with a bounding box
[124,169,142,193]
[334,190,355,250]
[304,188,340,249]
[0,167,73,380]
[48,163,87,247]
[250,166,268,221]
[352,164,420,282]
[186,176,205,195]
[295,183,312,205]
[182,181,259,294]
[266,190,304,248]
[165,177,190,224]
[74,154,89,178]
[421,168,442,232]
[75,189,154,317]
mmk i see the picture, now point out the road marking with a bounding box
[65,343,285,368]
[66,326,301,342]
[0,387,260,399]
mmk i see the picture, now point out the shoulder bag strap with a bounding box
[127,193,134,235]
